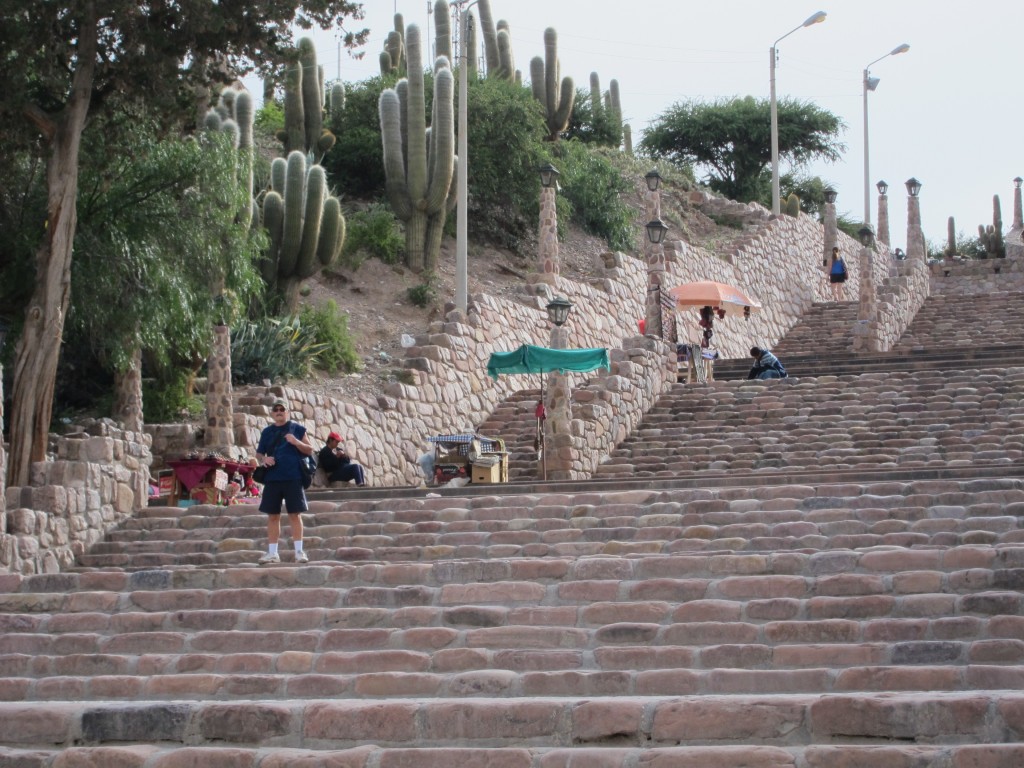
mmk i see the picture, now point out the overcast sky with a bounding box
[297,0,1023,251]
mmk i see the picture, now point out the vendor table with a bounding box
[427,433,508,484]
[166,458,255,506]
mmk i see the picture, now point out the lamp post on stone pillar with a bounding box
[876,180,890,248]
[544,296,572,482]
[1013,177,1023,231]
[0,322,6,508]
[822,187,838,272]
[905,177,925,264]
[538,164,561,285]
[854,226,881,353]
[644,169,666,338]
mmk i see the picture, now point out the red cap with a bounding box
[327,432,342,442]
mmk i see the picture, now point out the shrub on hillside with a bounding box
[299,300,361,375]
[555,142,634,252]
[342,204,405,267]
[231,315,325,385]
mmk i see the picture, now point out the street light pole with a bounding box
[455,0,480,314]
[770,11,826,216]
[862,44,910,226]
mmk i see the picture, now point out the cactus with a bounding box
[784,192,801,218]
[466,12,478,78]
[276,37,335,162]
[261,151,346,309]
[203,86,256,230]
[530,28,575,141]
[608,78,624,146]
[477,0,515,81]
[945,216,956,257]
[379,24,456,273]
[589,72,604,120]
[434,0,451,63]
[328,82,345,126]
[978,195,1006,259]
[380,15,405,76]
[623,124,633,157]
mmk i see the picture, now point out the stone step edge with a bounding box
[1,692,1022,750]
[2,743,1023,768]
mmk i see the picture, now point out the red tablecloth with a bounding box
[167,459,253,492]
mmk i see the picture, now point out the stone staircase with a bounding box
[4,293,1024,765]
[770,301,860,359]
[475,388,545,482]
[894,291,1024,350]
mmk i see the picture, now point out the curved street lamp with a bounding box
[770,10,827,216]
[862,43,910,226]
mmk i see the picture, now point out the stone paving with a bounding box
[2,292,1024,766]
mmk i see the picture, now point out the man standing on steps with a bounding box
[255,398,314,564]
[748,347,788,380]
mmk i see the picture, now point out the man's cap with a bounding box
[271,398,288,408]
[328,432,342,442]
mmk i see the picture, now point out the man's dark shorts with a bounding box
[259,480,309,515]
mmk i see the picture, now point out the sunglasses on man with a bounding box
[271,406,287,413]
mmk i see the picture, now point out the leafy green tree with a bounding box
[322,75,399,198]
[640,96,844,204]
[0,0,367,486]
[462,77,549,250]
[556,142,634,252]
[564,88,621,147]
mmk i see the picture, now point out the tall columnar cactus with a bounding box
[623,124,633,156]
[276,38,335,162]
[530,28,575,141]
[203,86,257,230]
[380,14,405,76]
[946,216,957,257]
[466,12,479,78]
[379,24,456,274]
[328,82,346,126]
[476,0,515,81]
[589,72,604,120]
[434,0,451,63]
[261,151,346,309]
[978,194,1006,259]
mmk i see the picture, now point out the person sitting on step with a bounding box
[318,432,367,487]
[747,346,788,380]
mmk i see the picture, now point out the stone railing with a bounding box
[1,419,151,575]
[929,250,1024,296]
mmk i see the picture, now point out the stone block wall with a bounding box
[1,420,151,575]
[929,251,1024,296]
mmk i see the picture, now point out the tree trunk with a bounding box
[6,4,97,488]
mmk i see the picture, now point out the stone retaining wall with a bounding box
[1,420,151,575]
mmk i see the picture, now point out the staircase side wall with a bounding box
[929,249,1024,296]
[1,420,151,575]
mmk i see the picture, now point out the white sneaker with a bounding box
[258,552,280,565]
[295,551,309,563]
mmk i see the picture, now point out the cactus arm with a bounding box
[279,151,306,277]
[589,72,603,117]
[379,89,414,221]
[467,13,478,78]
[478,0,499,73]
[496,29,513,80]
[296,165,326,278]
[552,75,575,136]
[530,57,546,105]
[434,0,451,63]
[405,26,428,205]
[425,66,455,214]
[261,191,284,285]
[234,90,255,229]
[282,61,304,154]
[270,157,287,194]
[317,197,344,267]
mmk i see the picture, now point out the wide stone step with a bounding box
[1,693,1021,749]
[5,743,1024,768]
[2,662,1023,701]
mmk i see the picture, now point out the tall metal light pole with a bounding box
[455,0,480,313]
[770,10,826,216]
[862,43,910,226]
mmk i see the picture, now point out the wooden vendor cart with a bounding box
[427,433,509,485]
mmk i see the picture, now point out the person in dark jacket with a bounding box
[255,398,314,564]
[318,432,367,487]
[748,347,788,380]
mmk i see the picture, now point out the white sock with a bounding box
[294,540,304,553]
[268,543,278,555]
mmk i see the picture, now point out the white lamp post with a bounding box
[455,0,481,314]
[770,10,826,216]
[862,43,910,226]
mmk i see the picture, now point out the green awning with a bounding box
[487,345,610,379]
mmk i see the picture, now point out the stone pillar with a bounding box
[907,193,926,264]
[545,323,572,481]
[644,188,664,338]
[1012,180,1023,231]
[1,364,6,542]
[538,185,559,285]
[204,324,235,452]
[112,347,144,433]
[877,192,890,248]
[854,243,881,353]
[822,199,838,269]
